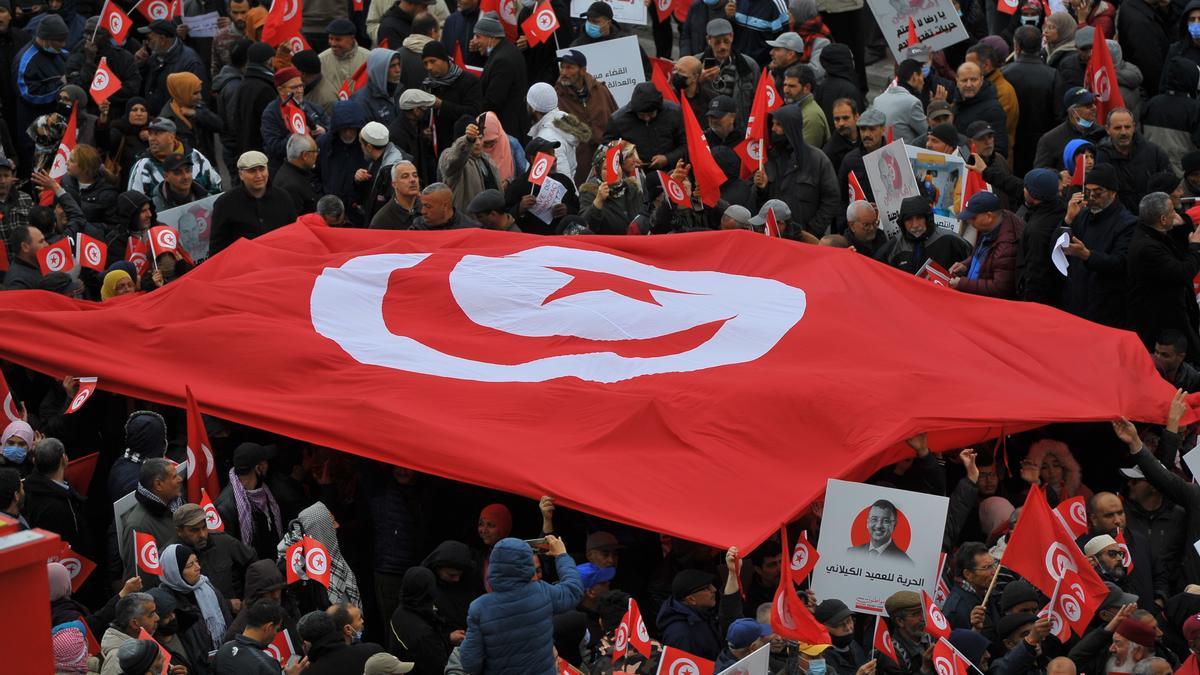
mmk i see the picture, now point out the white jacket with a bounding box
[528,109,591,184]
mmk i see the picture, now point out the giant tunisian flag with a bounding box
[0,226,1186,549]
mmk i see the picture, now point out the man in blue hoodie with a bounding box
[352,47,405,126]
[458,535,582,675]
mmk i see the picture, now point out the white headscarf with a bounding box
[159,543,227,647]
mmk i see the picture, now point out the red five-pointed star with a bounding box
[541,267,692,306]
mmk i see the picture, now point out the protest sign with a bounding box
[180,11,219,37]
[865,0,969,62]
[557,36,644,107]
[811,479,949,616]
[530,177,568,224]
[863,140,919,237]
[570,0,646,25]
[157,193,219,261]
[905,146,966,234]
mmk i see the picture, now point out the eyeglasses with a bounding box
[973,561,999,572]
[1103,549,1127,560]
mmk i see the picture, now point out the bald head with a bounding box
[1088,492,1125,536]
[676,55,701,78]
[1047,657,1076,675]
[956,61,983,98]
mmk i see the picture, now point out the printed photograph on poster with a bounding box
[157,193,219,261]
[864,0,970,62]
[557,36,645,107]
[905,146,966,233]
[863,139,919,236]
[810,479,948,616]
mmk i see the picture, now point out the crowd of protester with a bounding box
[4,0,1200,672]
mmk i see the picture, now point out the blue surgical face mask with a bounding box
[585,21,602,38]
[1189,22,1200,39]
[353,629,363,642]
[486,45,495,55]
[2,444,26,464]
[807,659,827,675]
[921,63,931,77]
[1076,116,1094,129]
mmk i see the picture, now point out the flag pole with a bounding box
[146,233,160,272]
[131,529,140,580]
[978,563,1002,609]
[90,0,105,43]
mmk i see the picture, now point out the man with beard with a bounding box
[838,107,887,209]
[1060,163,1136,327]
[880,591,931,675]
[1084,494,1168,613]
[1151,331,1200,390]
[211,0,250,72]
[880,196,973,274]
[823,98,859,177]
[555,50,617,186]
[703,96,743,149]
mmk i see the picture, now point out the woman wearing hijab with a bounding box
[100,269,136,301]
[476,503,512,589]
[277,501,362,610]
[104,98,150,184]
[387,567,450,674]
[479,110,523,186]
[0,419,36,475]
[160,72,222,162]
[1043,12,1078,69]
[439,114,504,214]
[158,543,233,672]
[579,140,645,234]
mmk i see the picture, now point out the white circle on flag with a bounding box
[500,0,517,24]
[664,177,687,203]
[933,655,954,675]
[289,547,304,575]
[265,643,285,664]
[286,36,304,53]
[530,157,551,182]
[882,632,894,653]
[91,70,109,92]
[138,539,159,569]
[130,252,148,276]
[156,228,177,251]
[203,502,222,529]
[146,0,168,20]
[1060,592,1082,622]
[613,624,628,652]
[668,658,701,675]
[1001,0,1019,9]
[1044,542,1077,580]
[305,547,329,575]
[289,112,306,133]
[83,241,103,267]
[535,7,555,31]
[283,0,299,21]
[765,86,777,108]
[45,247,67,271]
[747,139,762,161]
[1092,70,1111,103]
[1069,501,1087,529]
[108,13,123,35]
[775,591,796,629]
[930,605,949,632]
[69,387,92,412]
[50,148,69,179]
[607,151,621,180]
[791,542,809,571]
[657,0,671,12]
[60,556,81,578]
[636,616,648,643]
[3,393,20,422]
[310,247,808,383]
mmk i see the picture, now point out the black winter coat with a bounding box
[377,5,418,50]
[273,161,319,216]
[756,103,840,237]
[1097,135,1173,214]
[141,39,207,116]
[1060,198,1136,327]
[603,83,687,170]
[953,81,1009,158]
[1001,54,1060,175]
[425,69,481,154]
[1033,118,1105,171]
[1117,0,1176,98]
[305,634,384,675]
[65,40,141,116]
[516,0,574,86]
[815,44,865,126]
[208,186,298,255]
[61,174,119,233]
[214,634,281,675]
[233,66,277,157]
[1016,196,1068,305]
[479,41,529,141]
[21,471,86,546]
[1125,223,1200,355]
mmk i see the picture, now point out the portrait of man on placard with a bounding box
[846,499,912,564]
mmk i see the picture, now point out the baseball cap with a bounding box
[966,120,994,139]
[466,189,506,215]
[363,653,416,674]
[706,18,733,36]
[749,199,791,226]
[727,618,771,649]
[582,1,613,20]
[1063,87,1095,109]
[138,19,176,37]
[577,562,617,590]
[360,121,390,147]
[723,204,752,226]
[172,503,206,528]
[586,531,624,552]
[904,43,931,63]
[232,442,276,471]
[558,49,587,67]
[236,150,268,170]
[814,599,852,626]
[0,157,14,171]
[927,100,952,122]
[707,95,736,118]
[147,117,177,133]
[766,31,804,53]
[959,192,1001,220]
[671,569,714,599]
[161,154,189,172]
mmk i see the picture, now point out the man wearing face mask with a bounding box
[66,15,141,117]
[13,14,67,168]
[752,104,840,238]
[1060,163,1136,326]
[390,89,438,183]
[816,599,868,675]
[1165,2,1200,91]
[571,2,651,79]
[672,56,709,120]
[1035,87,1106,171]
[214,443,284,561]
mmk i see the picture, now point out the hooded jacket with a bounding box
[602,84,687,170]
[422,540,483,633]
[529,111,591,182]
[756,103,840,237]
[389,567,450,675]
[353,48,405,127]
[317,100,370,226]
[815,44,865,124]
[457,538,583,675]
[1060,195,1136,327]
[1164,0,1200,91]
[879,196,973,274]
[234,63,277,156]
[1142,56,1200,174]
[1016,194,1068,305]
[480,39,529,141]
[953,80,1010,158]
[102,194,158,284]
[1107,41,1144,122]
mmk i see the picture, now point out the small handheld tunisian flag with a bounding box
[127,235,150,277]
[932,638,969,675]
[528,152,556,186]
[612,598,651,662]
[1115,528,1134,573]
[99,0,132,44]
[649,57,680,105]
[261,0,309,53]
[655,646,714,675]
[76,232,107,272]
[286,535,332,588]
[521,1,559,47]
[735,69,781,177]
[681,100,725,207]
[453,43,484,76]
[1052,496,1089,539]
[133,530,161,575]
[772,525,832,645]
[38,237,75,275]
[49,541,97,592]
[264,628,298,666]
[658,170,691,208]
[1071,155,1087,187]
[49,106,77,181]
[149,225,179,256]
[873,616,897,662]
[848,171,867,203]
[337,62,369,101]
[790,530,819,584]
[186,385,221,501]
[996,0,1019,15]
[281,97,308,135]
[604,143,622,184]
[917,259,952,287]
[65,377,98,414]
[1005,485,1109,635]
[922,589,952,640]
[89,57,122,105]
[1084,24,1125,121]
[200,489,224,531]
[1038,577,1073,644]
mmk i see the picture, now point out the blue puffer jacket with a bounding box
[458,538,583,675]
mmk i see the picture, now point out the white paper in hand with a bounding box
[717,643,771,675]
[1183,445,1200,485]
[529,177,567,224]
[1052,231,1071,277]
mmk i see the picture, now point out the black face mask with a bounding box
[770,133,789,149]
[56,100,73,117]
[831,633,855,649]
[670,73,689,90]
[157,619,179,636]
